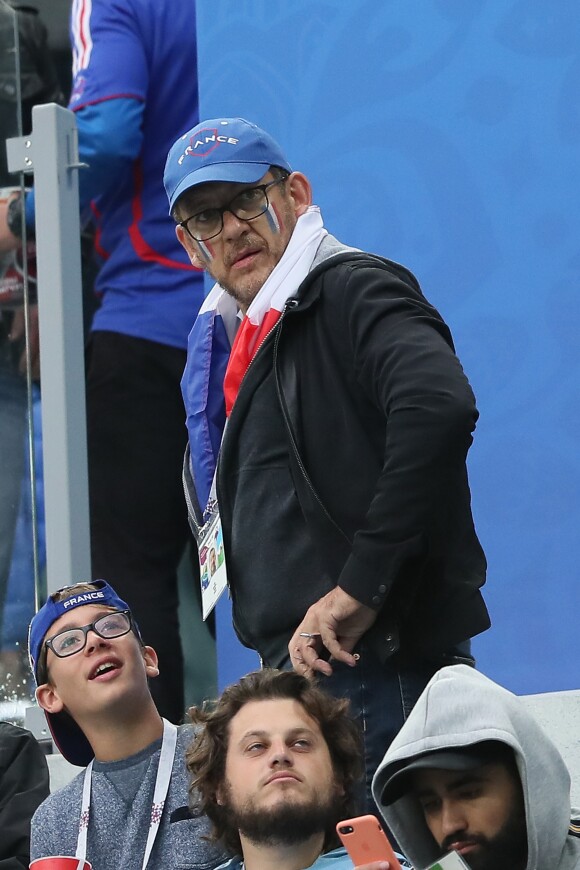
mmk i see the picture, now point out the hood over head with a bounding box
[372,665,578,870]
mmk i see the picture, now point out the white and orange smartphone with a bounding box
[336,814,402,869]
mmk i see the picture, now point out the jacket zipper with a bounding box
[182,449,205,539]
[214,314,290,605]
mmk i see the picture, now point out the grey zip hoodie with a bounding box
[372,665,580,870]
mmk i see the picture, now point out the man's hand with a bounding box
[0,198,22,253]
[10,304,40,379]
[355,863,393,870]
[289,586,378,677]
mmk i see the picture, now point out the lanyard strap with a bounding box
[76,719,178,870]
[202,417,230,523]
[142,720,178,868]
[76,759,92,866]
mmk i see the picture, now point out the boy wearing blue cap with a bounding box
[27,580,225,870]
[164,118,489,813]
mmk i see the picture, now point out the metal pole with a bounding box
[7,103,91,596]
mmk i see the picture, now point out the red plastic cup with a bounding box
[29,859,92,870]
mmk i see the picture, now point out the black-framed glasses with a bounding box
[179,176,288,242]
[45,610,133,659]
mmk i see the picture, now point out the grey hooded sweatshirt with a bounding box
[372,665,580,870]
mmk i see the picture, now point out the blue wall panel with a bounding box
[196,1,580,693]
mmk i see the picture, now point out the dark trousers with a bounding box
[320,640,474,817]
[86,331,192,723]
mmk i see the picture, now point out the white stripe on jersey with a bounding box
[71,0,94,76]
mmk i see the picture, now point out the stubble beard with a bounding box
[218,232,266,304]
[213,202,296,311]
[218,267,266,312]
[221,779,344,848]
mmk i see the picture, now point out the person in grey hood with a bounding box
[372,664,580,870]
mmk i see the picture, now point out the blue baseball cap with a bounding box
[164,117,292,213]
[28,579,140,766]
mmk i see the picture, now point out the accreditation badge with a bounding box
[198,508,228,619]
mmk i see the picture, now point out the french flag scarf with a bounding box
[181,206,326,510]
[223,206,327,415]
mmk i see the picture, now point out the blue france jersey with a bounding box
[69,0,203,348]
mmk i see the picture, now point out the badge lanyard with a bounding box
[198,469,228,619]
[76,719,178,869]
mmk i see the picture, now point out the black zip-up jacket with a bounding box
[187,236,489,665]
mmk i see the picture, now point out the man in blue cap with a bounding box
[164,118,490,811]
[27,580,225,870]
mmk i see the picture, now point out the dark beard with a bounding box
[441,800,528,870]
[223,786,343,848]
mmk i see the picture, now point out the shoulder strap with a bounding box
[272,311,352,571]
[272,292,401,665]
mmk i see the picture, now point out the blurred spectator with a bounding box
[0,2,62,677]
[0,384,44,699]
[0,0,204,723]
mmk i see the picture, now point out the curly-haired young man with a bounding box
[186,669,409,870]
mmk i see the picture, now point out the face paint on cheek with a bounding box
[265,202,282,234]
[196,239,215,261]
